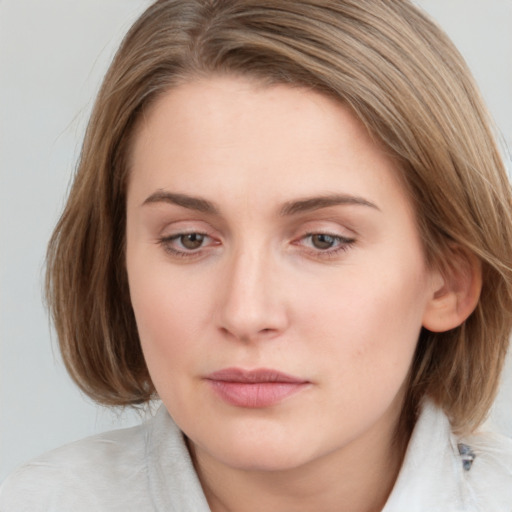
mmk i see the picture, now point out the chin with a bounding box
[194,426,323,473]
[217,446,311,473]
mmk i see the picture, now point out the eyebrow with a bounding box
[142,190,379,216]
[280,194,380,216]
[142,191,219,214]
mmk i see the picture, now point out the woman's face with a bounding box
[126,76,440,472]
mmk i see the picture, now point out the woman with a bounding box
[2,0,512,510]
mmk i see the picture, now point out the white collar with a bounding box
[383,400,473,511]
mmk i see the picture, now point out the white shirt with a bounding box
[1,400,511,511]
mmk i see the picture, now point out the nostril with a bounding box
[218,324,279,343]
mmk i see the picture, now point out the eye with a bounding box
[297,232,356,258]
[158,231,218,258]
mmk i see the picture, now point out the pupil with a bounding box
[181,233,204,250]
[312,234,335,250]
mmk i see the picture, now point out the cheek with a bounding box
[128,276,203,419]
[127,257,207,378]
[300,260,429,392]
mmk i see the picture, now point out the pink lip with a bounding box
[205,368,309,408]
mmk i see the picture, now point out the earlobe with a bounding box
[422,249,482,333]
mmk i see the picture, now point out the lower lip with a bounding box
[207,381,308,408]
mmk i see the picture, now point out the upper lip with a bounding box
[206,368,308,384]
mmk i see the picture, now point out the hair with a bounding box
[46,0,512,437]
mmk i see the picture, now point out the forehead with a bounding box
[127,76,410,215]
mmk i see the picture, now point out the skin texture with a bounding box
[125,76,447,512]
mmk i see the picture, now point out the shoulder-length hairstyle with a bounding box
[47,0,512,435]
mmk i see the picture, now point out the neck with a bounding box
[189,408,408,512]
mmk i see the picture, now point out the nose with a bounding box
[216,245,289,342]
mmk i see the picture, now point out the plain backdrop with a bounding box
[1,0,511,482]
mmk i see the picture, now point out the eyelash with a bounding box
[157,232,356,260]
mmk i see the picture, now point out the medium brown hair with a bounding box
[46,0,512,435]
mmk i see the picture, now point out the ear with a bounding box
[422,247,482,333]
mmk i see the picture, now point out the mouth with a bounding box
[205,368,310,408]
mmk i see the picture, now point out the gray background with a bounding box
[1,0,511,482]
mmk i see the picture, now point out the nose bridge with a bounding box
[217,238,286,340]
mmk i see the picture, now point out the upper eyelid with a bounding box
[156,215,358,241]
[292,216,358,232]
[162,229,210,238]
[294,224,356,241]
[158,221,217,237]
[301,230,354,238]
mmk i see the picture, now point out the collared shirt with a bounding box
[1,401,511,511]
